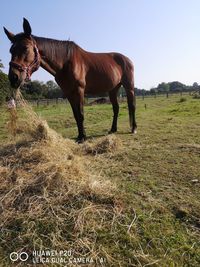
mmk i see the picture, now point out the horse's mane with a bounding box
[12,33,80,62]
[33,35,79,62]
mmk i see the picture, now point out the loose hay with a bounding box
[82,134,122,155]
[0,91,124,266]
[6,103,18,137]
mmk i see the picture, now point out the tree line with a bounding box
[0,59,199,104]
[134,81,200,96]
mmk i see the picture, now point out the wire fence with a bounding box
[1,87,199,108]
[25,90,199,107]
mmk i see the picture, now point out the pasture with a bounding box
[0,94,200,266]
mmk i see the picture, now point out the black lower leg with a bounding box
[126,89,137,133]
[109,87,120,134]
[127,101,137,133]
[110,103,119,133]
[71,104,86,143]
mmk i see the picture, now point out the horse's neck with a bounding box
[34,36,67,77]
[40,56,58,76]
[40,56,58,77]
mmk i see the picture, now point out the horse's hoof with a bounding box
[131,129,137,134]
[76,136,86,144]
[108,129,117,134]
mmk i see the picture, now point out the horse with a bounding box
[4,18,137,143]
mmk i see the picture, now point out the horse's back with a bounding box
[82,51,133,93]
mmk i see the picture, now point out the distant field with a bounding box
[0,94,200,266]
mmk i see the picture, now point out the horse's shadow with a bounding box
[72,130,132,142]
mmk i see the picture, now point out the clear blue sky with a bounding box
[1,0,200,90]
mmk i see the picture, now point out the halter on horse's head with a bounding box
[9,44,40,82]
[4,18,40,89]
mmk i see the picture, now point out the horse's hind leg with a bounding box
[126,88,137,133]
[122,80,137,134]
[108,84,121,133]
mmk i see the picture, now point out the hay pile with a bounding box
[83,134,122,155]
[0,91,122,266]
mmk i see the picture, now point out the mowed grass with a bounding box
[0,94,200,266]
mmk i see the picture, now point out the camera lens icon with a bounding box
[10,251,29,262]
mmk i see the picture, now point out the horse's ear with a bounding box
[3,27,15,42]
[23,18,32,36]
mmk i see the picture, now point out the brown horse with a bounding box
[4,18,137,143]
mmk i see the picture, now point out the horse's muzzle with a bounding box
[9,71,23,89]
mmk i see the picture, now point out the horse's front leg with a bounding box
[69,87,86,143]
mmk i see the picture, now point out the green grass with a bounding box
[0,94,200,266]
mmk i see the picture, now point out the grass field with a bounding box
[0,94,200,266]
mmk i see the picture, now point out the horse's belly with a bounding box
[85,66,121,94]
[85,83,117,94]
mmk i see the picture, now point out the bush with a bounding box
[178,97,187,103]
[193,94,200,99]
[0,71,11,104]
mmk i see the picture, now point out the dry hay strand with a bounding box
[6,104,18,137]
[6,90,59,141]
[82,134,122,155]
[0,90,127,266]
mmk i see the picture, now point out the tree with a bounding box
[21,80,48,99]
[168,81,186,92]
[150,87,158,94]
[0,59,11,104]
[21,80,62,99]
[157,82,170,92]
[193,82,198,88]
[46,80,62,98]
[0,59,4,70]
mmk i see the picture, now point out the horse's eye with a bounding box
[23,47,29,55]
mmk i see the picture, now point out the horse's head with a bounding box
[4,18,40,92]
